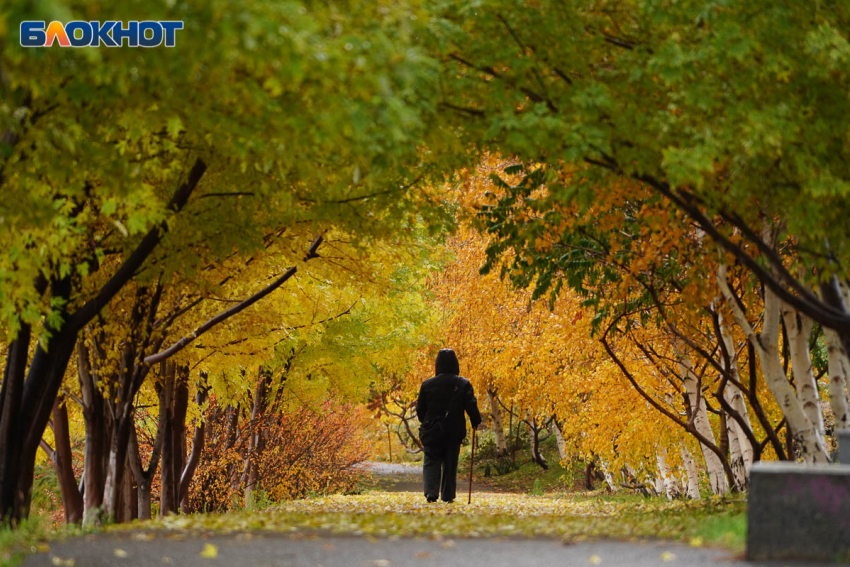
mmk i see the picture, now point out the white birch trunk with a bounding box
[552,420,568,462]
[724,409,747,491]
[780,301,827,449]
[599,459,618,492]
[487,390,508,455]
[655,448,681,500]
[678,349,729,495]
[653,475,665,496]
[824,328,850,430]
[680,446,701,499]
[717,263,829,463]
[716,311,755,476]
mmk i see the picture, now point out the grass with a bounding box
[0,517,52,567]
[129,490,746,552]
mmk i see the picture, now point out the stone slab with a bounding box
[747,461,850,561]
[838,429,850,465]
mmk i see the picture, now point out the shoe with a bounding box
[443,499,454,504]
[426,494,437,503]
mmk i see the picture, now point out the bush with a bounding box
[190,395,370,512]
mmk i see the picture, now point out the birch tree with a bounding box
[717,263,829,463]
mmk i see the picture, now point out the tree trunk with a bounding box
[170,369,189,512]
[76,341,108,526]
[0,325,32,526]
[159,362,177,517]
[552,419,568,462]
[678,350,729,495]
[780,301,826,449]
[50,396,84,524]
[717,311,756,479]
[526,417,548,470]
[243,367,271,507]
[127,382,166,521]
[179,376,209,513]
[102,405,134,521]
[598,458,618,492]
[680,446,701,499]
[121,455,136,523]
[1,312,77,527]
[824,328,850,430]
[655,447,681,500]
[487,389,507,456]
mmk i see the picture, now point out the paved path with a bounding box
[20,532,818,567]
[18,464,822,566]
[357,461,493,494]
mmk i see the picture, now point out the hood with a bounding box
[435,349,460,376]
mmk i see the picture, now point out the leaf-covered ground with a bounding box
[138,491,746,551]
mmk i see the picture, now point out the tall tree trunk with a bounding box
[552,419,568,462]
[243,367,271,507]
[225,405,241,492]
[487,389,507,456]
[170,369,189,513]
[780,301,826,448]
[0,325,32,525]
[2,308,77,527]
[102,404,134,521]
[127,377,166,521]
[50,396,83,524]
[678,350,729,495]
[655,447,681,500]
[824,328,850,430]
[159,362,177,517]
[76,341,108,526]
[717,311,756,478]
[680,446,701,499]
[179,375,209,513]
[724,410,747,491]
[121,455,136,523]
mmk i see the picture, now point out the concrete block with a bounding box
[747,461,850,561]
[838,429,850,465]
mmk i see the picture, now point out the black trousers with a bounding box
[423,441,461,502]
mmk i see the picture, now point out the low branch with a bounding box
[144,235,324,365]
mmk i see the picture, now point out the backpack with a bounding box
[418,376,462,447]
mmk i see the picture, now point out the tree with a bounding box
[428,0,850,355]
[0,0,456,525]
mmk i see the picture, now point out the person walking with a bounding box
[416,349,482,503]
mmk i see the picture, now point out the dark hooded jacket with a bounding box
[416,349,482,445]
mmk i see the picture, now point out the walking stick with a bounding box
[468,427,476,504]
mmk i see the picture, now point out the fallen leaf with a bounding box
[369,560,392,567]
[36,544,50,552]
[440,540,456,549]
[114,549,128,558]
[415,551,431,559]
[660,551,677,562]
[689,537,703,548]
[200,543,218,559]
[51,557,75,567]
[589,555,602,564]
